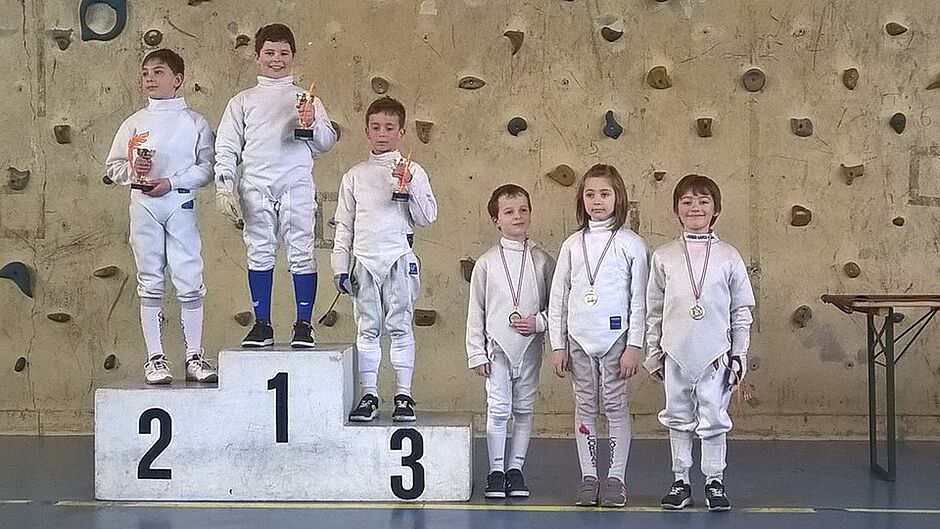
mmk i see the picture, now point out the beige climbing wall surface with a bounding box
[1,0,939,437]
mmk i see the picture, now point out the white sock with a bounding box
[607,407,632,481]
[390,333,415,396]
[670,429,694,483]
[356,335,381,396]
[702,433,727,482]
[507,411,534,471]
[140,300,164,360]
[180,299,204,361]
[486,414,508,473]
[574,414,599,479]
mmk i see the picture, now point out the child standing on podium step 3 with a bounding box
[548,164,649,508]
[466,184,556,499]
[105,49,217,385]
[644,174,754,512]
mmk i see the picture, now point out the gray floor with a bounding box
[1,436,939,528]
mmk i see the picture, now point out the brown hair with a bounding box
[254,24,296,55]
[673,174,722,226]
[143,49,184,77]
[487,184,532,220]
[576,164,628,231]
[365,96,406,128]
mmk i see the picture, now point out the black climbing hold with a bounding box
[546,165,576,186]
[843,68,859,90]
[792,305,813,328]
[601,26,624,42]
[507,116,528,136]
[93,265,120,278]
[696,117,713,137]
[603,110,623,139]
[415,120,433,144]
[321,310,338,327]
[460,258,475,282]
[414,309,437,327]
[14,357,27,372]
[79,0,127,42]
[371,76,389,94]
[7,167,30,191]
[790,118,813,137]
[235,34,250,48]
[233,311,253,327]
[143,29,163,47]
[330,120,341,141]
[50,29,73,50]
[890,112,906,134]
[790,205,812,227]
[0,262,33,298]
[928,78,940,90]
[503,30,524,55]
[102,175,113,185]
[647,66,672,89]
[885,22,908,36]
[47,312,72,323]
[891,312,905,324]
[653,171,666,182]
[458,76,486,90]
[53,125,72,144]
[843,262,860,278]
[743,68,765,92]
[188,0,211,5]
[103,354,117,370]
[892,216,905,226]
[193,83,203,92]
[235,218,245,230]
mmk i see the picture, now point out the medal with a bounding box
[581,229,616,307]
[509,311,523,324]
[499,239,528,326]
[584,291,598,306]
[690,304,705,320]
[682,231,714,321]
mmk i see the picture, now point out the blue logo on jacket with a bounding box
[409,262,419,275]
[609,316,622,330]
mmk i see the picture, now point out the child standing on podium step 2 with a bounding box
[332,96,438,424]
[644,174,754,512]
[214,23,337,350]
[466,184,556,499]
[548,164,649,508]
[105,49,217,385]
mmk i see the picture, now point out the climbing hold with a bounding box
[14,357,27,372]
[927,77,940,90]
[742,68,765,92]
[7,167,30,191]
[458,76,486,90]
[841,163,864,185]
[546,164,576,186]
[414,309,437,327]
[143,29,163,47]
[460,258,475,282]
[370,76,389,94]
[790,118,813,137]
[600,26,624,42]
[320,309,338,327]
[790,205,812,227]
[193,83,203,92]
[235,218,245,230]
[748,357,761,371]
[53,125,72,144]
[415,120,433,144]
[792,305,813,328]
[0,262,33,298]
[103,354,117,370]
[843,68,859,90]
[93,265,120,278]
[188,0,211,5]
[646,66,672,89]
[102,175,114,185]
[843,262,861,278]
[603,110,623,139]
[507,116,528,136]
[233,311,253,327]
[47,312,72,323]
[889,112,906,134]
[503,30,524,55]
[892,216,905,226]
[891,312,905,324]
[330,120,341,141]
[50,29,73,50]
[885,22,908,36]
[696,117,713,137]
[235,34,250,48]
[79,0,128,42]
[653,171,666,182]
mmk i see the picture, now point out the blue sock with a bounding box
[248,269,274,323]
[293,272,317,323]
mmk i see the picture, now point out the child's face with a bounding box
[256,41,294,78]
[493,194,531,241]
[140,60,181,100]
[365,111,404,154]
[677,191,716,233]
[582,176,616,222]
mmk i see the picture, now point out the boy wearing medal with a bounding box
[466,184,555,499]
[644,174,755,511]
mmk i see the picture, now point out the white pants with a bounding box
[240,177,316,274]
[129,193,205,303]
[485,341,541,470]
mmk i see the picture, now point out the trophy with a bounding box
[127,132,155,191]
[294,81,317,140]
[391,148,413,202]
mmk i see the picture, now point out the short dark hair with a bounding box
[142,49,184,77]
[487,184,532,220]
[576,164,629,231]
[672,174,722,226]
[365,97,406,128]
[255,24,296,55]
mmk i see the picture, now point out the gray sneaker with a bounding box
[144,356,172,385]
[599,477,627,508]
[185,353,218,383]
[575,476,599,506]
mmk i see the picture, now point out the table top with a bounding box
[821,294,940,314]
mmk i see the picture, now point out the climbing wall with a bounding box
[2,0,939,438]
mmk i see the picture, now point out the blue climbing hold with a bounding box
[604,110,623,139]
[0,261,33,298]
[80,0,127,42]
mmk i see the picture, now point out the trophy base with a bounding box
[391,192,410,202]
[131,182,155,192]
[294,128,314,140]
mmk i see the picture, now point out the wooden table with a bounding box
[821,294,940,481]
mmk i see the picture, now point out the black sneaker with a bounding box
[392,394,416,422]
[661,480,693,510]
[290,320,316,348]
[505,468,530,498]
[704,480,731,511]
[348,394,379,422]
[241,320,274,348]
[484,471,506,499]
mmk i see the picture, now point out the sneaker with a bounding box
[392,394,417,422]
[661,480,693,510]
[505,468,530,498]
[599,477,627,508]
[241,321,274,348]
[348,394,379,422]
[704,480,731,511]
[575,476,599,506]
[484,471,506,499]
[144,356,172,385]
[185,353,218,383]
[290,320,316,349]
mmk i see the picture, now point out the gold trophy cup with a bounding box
[294,81,317,140]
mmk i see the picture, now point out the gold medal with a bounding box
[690,304,705,320]
[509,311,523,324]
[584,291,599,306]
[682,232,714,321]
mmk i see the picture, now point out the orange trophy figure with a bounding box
[127,131,155,191]
[391,148,413,202]
[294,80,317,140]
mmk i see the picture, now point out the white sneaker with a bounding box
[185,353,218,383]
[144,356,173,385]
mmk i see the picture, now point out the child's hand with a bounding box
[619,345,641,379]
[296,99,315,127]
[392,162,412,185]
[133,156,152,176]
[142,178,171,197]
[510,315,537,336]
[216,186,242,225]
[551,349,569,378]
[473,363,490,377]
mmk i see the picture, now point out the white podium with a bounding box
[94,346,472,501]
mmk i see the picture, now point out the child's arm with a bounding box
[330,172,356,292]
[304,97,337,155]
[626,237,650,349]
[643,251,666,379]
[168,114,216,191]
[406,164,438,227]
[214,97,245,222]
[104,120,134,186]
[548,242,571,377]
[727,252,756,385]
[466,257,490,375]
[535,252,557,334]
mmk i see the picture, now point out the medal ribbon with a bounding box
[581,230,616,289]
[498,239,528,310]
[681,232,713,305]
